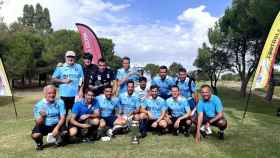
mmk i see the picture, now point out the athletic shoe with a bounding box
[205,127,212,135]
[139,132,147,138]
[200,125,206,132]
[173,129,179,136]
[218,131,224,140]
[101,136,111,142]
[184,128,191,137]
[35,143,43,151]
[107,129,113,137]
[82,137,91,143]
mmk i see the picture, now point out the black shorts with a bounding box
[102,116,117,128]
[32,124,57,136]
[202,116,226,127]
[147,119,158,130]
[61,96,75,112]
[170,117,188,127]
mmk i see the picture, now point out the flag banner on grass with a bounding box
[252,11,280,89]
[0,58,12,96]
[76,23,103,65]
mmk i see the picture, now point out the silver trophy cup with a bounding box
[130,120,140,144]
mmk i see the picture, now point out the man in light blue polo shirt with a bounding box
[31,85,66,150]
[151,65,175,100]
[139,85,167,137]
[52,51,84,115]
[166,85,192,136]
[116,57,139,95]
[69,89,100,142]
[96,85,120,140]
[195,84,227,143]
[117,80,140,118]
[176,68,197,110]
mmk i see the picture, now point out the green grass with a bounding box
[0,87,280,158]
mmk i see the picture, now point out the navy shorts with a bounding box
[102,116,117,128]
[32,124,57,136]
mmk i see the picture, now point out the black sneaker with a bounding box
[35,143,43,151]
[82,137,91,143]
[183,128,191,137]
[173,129,179,136]
[277,108,280,116]
[218,131,224,140]
[139,132,147,138]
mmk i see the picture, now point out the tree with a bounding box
[99,38,122,70]
[0,0,4,22]
[168,62,183,77]
[144,64,160,78]
[21,4,35,27]
[43,30,82,70]
[194,23,232,94]
[19,3,52,33]
[2,33,34,86]
[0,22,9,57]
[219,0,280,97]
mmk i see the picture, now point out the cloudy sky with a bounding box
[0,0,231,69]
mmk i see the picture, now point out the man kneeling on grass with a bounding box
[139,85,168,137]
[166,85,192,136]
[195,84,227,143]
[96,85,119,141]
[31,85,66,150]
[113,80,140,134]
[68,89,101,143]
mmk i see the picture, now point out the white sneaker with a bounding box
[200,125,206,132]
[106,129,113,137]
[101,136,111,142]
[205,127,212,135]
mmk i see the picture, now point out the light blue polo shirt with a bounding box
[176,77,196,98]
[116,68,139,94]
[52,63,84,97]
[166,96,190,118]
[96,95,119,118]
[142,97,166,120]
[118,92,140,115]
[71,99,100,121]
[33,98,66,126]
[197,95,223,118]
[151,75,175,99]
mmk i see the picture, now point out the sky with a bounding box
[0,0,232,69]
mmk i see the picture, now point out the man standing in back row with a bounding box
[52,51,84,116]
[116,57,139,96]
[151,66,175,100]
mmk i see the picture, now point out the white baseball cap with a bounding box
[65,50,76,57]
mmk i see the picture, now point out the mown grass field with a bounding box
[0,86,280,158]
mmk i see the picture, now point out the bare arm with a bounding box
[156,110,166,123]
[69,114,87,128]
[208,112,223,124]
[195,112,203,143]
[51,77,70,84]
[178,110,192,121]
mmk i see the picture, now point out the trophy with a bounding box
[130,120,140,144]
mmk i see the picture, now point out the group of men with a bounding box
[31,50,228,150]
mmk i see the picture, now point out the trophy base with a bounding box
[131,136,140,144]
